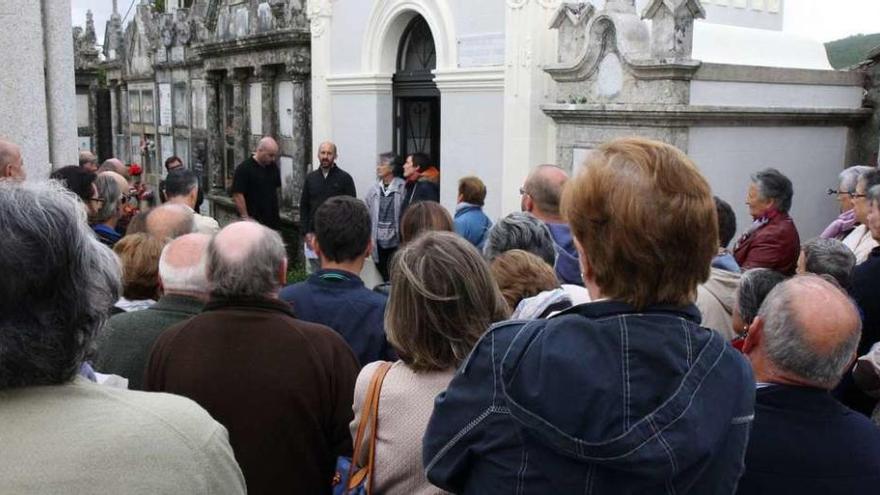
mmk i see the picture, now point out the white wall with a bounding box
[689,126,848,241]
[329,1,372,74]
[330,92,393,200]
[439,91,505,220]
[690,81,864,108]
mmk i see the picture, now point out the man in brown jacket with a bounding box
[145,221,359,495]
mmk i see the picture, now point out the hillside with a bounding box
[825,33,880,69]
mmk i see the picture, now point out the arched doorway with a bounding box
[393,16,440,169]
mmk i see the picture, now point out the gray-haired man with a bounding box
[95,233,212,390]
[0,180,244,494]
[145,220,359,494]
[738,275,880,493]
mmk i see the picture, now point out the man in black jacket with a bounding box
[300,141,356,271]
[738,275,880,494]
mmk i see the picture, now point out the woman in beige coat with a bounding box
[350,231,509,495]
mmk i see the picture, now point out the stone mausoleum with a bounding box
[72,0,880,243]
[81,0,311,230]
[308,0,875,238]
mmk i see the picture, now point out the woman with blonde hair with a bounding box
[424,138,755,494]
[490,249,567,318]
[349,231,508,495]
[112,233,165,313]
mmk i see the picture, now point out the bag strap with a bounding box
[347,361,393,494]
[365,362,392,493]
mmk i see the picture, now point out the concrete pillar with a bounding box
[501,1,559,215]
[258,65,278,138]
[43,0,78,170]
[0,0,77,177]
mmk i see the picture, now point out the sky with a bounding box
[71,0,880,51]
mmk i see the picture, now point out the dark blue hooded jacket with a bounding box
[423,301,755,494]
[546,222,583,285]
[280,269,394,367]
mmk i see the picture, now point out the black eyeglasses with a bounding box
[827,188,853,196]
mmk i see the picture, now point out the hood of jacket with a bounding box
[500,300,754,484]
[408,166,440,185]
[545,222,582,285]
[702,267,741,316]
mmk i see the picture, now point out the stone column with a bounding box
[118,82,130,163]
[500,0,561,215]
[231,68,253,166]
[258,65,278,138]
[205,71,224,192]
[42,0,78,170]
[289,72,310,172]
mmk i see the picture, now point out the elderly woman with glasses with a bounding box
[732,168,801,275]
[841,169,880,264]
[822,166,875,241]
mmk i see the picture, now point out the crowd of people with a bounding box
[2,134,880,494]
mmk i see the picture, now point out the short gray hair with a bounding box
[483,212,556,266]
[208,223,286,298]
[91,173,121,224]
[0,180,121,389]
[867,184,880,205]
[838,165,874,193]
[801,238,856,289]
[751,168,794,214]
[736,268,786,327]
[159,243,209,294]
[759,276,861,388]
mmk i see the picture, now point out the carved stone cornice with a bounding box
[196,30,310,58]
[507,0,562,9]
[307,0,333,38]
[542,103,872,127]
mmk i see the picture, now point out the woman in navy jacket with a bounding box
[423,138,756,494]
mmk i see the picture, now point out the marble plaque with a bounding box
[171,46,185,62]
[191,80,207,130]
[249,82,263,135]
[458,33,505,68]
[76,94,90,128]
[173,84,188,126]
[160,134,174,165]
[159,83,172,127]
[277,81,294,138]
[280,155,295,206]
[572,148,595,176]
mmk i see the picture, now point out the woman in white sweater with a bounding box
[350,231,509,495]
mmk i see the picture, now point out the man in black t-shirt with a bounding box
[232,137,282,229]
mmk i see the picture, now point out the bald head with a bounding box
[79,151,98,173]
[159,233,211,296]
[100,170,128,197]
[522,164,569,221]
[0,139,24,180]
[208,221,287,298]
[317,141,338,169]
[99,158,128,179]
[254,137,279,166]
[752,275,861,389]
[146,203,195,241]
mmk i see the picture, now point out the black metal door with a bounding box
[396,97,440,167]
[392,15,440,168]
